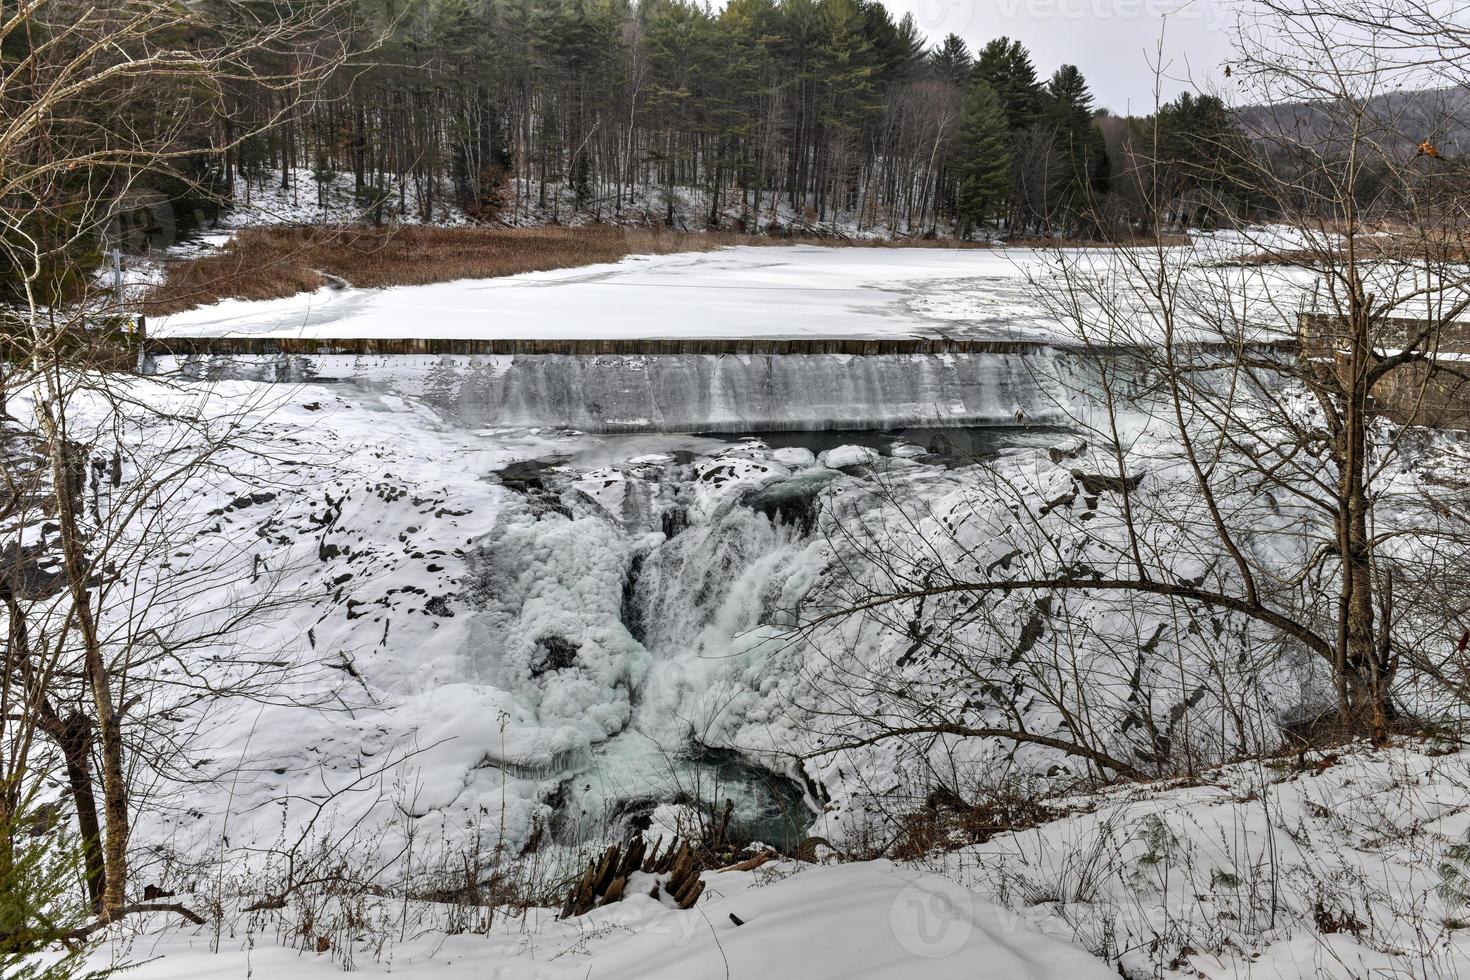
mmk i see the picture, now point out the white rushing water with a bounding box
[459,424,1104,849]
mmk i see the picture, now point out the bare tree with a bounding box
[0,0,363,933]
[792,0,1470,803]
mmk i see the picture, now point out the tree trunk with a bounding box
[1338,298,1393,741]
[38,406,129,920]
[60,713,106,911]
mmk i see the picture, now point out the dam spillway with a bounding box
[145,341,1079,433]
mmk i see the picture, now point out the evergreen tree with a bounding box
[974,37,1041,132]
[974,37,1042,229]
[928,34,973,88]
[1150,92,1252,226]
[882,12,928,81]
[952,81,1011,237]
[1041,64,1110,231]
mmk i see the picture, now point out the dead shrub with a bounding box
[890,785,1055,860]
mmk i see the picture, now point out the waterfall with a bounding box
[470,449,842,846]
[462,423,1071,849]
[630,506,808,658]
[447,351,1074,431]
[156,350,1080,433]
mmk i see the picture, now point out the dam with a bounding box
[143,340,1078,432]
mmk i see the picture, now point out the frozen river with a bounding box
[155,245,1065,341]
[154,240,1328,346]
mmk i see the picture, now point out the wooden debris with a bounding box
[794,836,831,863]
[598,875,626,907]
[560,835,709,918]
[717,852,774,874]
[665,841,705,908]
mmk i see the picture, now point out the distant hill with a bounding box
[1235,86,1470,156]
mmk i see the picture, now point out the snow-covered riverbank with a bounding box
[77,740,1470,978]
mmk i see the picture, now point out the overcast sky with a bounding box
[878,0,1238,113]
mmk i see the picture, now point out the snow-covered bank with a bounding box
[76,741,1470,978]
[82,860,1116,979]
[908,741,1470,977]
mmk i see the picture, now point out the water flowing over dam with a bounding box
[148,345,1079,432]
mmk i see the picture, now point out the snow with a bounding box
[906,742,1470,978]
[4,377,572,870]
[770,446,817,468]
[216,169,471,228]
[573,861,1118,979]
[72,743,1470,978]
[151,242,1318,344]
[153,246,1049,340]
[77,861,1117,978]
[818,444,881,469]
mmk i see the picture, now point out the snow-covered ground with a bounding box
[909,742,1470,977]
[79,741,1470,978]
[215,169,472,229]
[202,168,931,240]
[85,859,1117,979]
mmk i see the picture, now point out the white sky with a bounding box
[879,0,1239,113]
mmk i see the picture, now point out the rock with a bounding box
[1069,467,1144,495]
[771,446,817,468]
[1047,437,1088,464]
[818,445,879,470]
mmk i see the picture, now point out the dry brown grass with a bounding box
[143,224,996,316]
[889,787,1056,861]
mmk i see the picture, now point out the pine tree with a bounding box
[973,37,1042,230]
[0,806,111,980]
[1042,64,1110,232]
[952,81,1011,237]
[928,34,973,88]
[882,13,928,82]
[975,37,1041,132]
[1149,92,1252,226]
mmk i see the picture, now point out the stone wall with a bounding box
[1297,313,1470,429]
